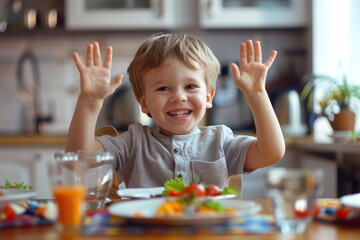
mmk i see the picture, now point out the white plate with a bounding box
[118,187,237,200]
[118,187,165,199]
[340,193,360,211]
[0,188,37,207]
[108,198,261,226]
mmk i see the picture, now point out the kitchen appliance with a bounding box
[274,89,307,136]
[96,79,153,131]
[207,64,254,131]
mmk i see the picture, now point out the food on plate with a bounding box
[162,177,238,197]
[142,178,239,218]
[1,180,32,190]
[154,197,237,217]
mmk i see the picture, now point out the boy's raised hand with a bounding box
[231,40,277,96]
[72,42,123,103]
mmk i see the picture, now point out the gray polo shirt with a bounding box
[97,123,255,188]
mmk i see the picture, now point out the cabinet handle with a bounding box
[205,0,213,17]
[154,0,163,18]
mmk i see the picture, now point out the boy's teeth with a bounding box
[169,111,190,116]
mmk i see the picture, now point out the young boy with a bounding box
[66,33,285,188]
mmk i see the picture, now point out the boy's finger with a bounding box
[254,41,262,63]
[239,42,247,65]
[103,46,113,70]
[72,52,84,70]
[246,40,254,62]
[111,74,124,91]
[264,50,277,68]
[93,42,102,66]
[86,43,94,67]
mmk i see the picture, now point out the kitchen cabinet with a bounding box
[65,0,182,30]
[0,147,62,198]
[199,0,308,29]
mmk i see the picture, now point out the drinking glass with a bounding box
[50,152,88,228]
[78,151,114,210]
[55,151,114,210]
[266,168,324,234]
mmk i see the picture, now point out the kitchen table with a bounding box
[1,199,359,240]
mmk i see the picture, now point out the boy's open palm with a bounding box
[231,40,277,95]
[72,42,123,102]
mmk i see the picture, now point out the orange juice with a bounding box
[53,186,86,227]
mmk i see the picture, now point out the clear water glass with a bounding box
[266,168,324,234]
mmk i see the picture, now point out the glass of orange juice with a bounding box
[51,152,88,228]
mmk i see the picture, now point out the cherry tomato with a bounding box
[294,208,311,218]
[336,207,352,220]
[183,183,206,197]
[2,205,16,221]
[205,184,221,196]
[168,189,182,197]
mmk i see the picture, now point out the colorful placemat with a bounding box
[0,200,56,228]
[82,209,276,236]
[315,199,360,225]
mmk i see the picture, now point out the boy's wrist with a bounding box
[77,95,104,111]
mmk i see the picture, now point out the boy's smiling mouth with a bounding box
[167,110,192,117]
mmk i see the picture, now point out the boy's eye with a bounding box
[186,84,197,89]
[156,86,170,91]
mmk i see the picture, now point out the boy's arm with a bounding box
[231,40,285,170]
[66,42,123,152]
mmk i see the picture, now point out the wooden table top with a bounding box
[1,199,359,240]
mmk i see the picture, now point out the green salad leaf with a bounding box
[221,186,238,195]
[163,177,187,196]
[4,180,32,190]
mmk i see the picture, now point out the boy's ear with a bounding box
[138,97,150,115]
[206,88,215,108]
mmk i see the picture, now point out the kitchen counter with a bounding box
[0,134,67,147]
[0,133,359,151]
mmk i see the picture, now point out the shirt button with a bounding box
[177,173,183,178]
[173,148,179,154]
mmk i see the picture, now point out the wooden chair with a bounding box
[96,125,243,198]
[228,174,242,198]
[95,125,122,200]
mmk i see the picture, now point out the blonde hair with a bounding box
[127,33,221,99]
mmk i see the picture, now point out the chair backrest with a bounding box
[228,174,242,198]
[95,125,122,200]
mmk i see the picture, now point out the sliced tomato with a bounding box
[205,184,221,196]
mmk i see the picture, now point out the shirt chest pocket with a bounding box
[190,157,228,188]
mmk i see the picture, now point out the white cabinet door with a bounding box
[199,0,308,29]
[65,0,179,30]
[0,147,62,199]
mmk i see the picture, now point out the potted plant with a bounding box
[301,73,360,131]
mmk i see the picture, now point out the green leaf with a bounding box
[3,180,32,190]
[204,200,224,212]
[221,186,238,195]
[162,177,187,196]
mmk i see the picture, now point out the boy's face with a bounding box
[138,59,214,136]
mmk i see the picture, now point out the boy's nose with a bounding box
[170,90,187,103]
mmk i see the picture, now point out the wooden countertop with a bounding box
[0,133,359,154]
[0,134,67,146]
